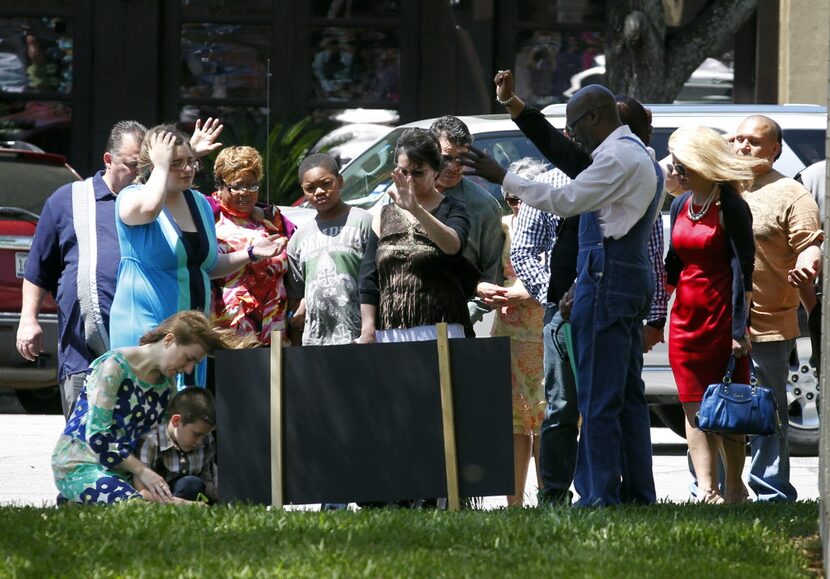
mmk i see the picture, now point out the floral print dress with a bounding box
[52,351,174,504]
[212,208,291,346]
[490,216,546,435]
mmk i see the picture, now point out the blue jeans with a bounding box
[749,339,798,502]
[538,304,579,504]
[171,475,206,501]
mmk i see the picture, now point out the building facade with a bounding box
[0,0,818,177]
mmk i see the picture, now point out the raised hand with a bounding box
[190,117,224,157]
[147,130,177,170]
[494,69,515,101]
[388,166,419,213]
[459,146,507,185]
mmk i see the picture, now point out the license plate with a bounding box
[15,251,27,278]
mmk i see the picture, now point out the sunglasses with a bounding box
[395,165,428,178]
[505,196,520,207]
[670,163,688,177]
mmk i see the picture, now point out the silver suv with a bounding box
[291,104,826,455]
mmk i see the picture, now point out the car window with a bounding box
[340,129,402,208]
[0,156,78,215]
[784,129,825,167]
[339,128,547,205]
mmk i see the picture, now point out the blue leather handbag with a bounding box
[696,354,780,436]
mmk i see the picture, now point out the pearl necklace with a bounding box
[687,183,719,222]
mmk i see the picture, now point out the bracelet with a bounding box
[496,93,517,106]
[247,245,259,263]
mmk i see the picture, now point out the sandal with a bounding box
[701,489,725,505]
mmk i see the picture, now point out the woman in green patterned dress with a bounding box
[52,311,229,505]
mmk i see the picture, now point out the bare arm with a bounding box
[118,454,174,503]
[789,243,822,287]
[356,304,377,343]
[118,131,177,226]
[209,236,287,279]
[389,168,461,255]
[16,280,49,360]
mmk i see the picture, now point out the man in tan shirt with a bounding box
[733,115,823,502]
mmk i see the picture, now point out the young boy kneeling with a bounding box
[135,387,218,503]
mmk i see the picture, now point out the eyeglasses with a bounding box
[395,165,428,178]
[169,158,201,172]
[505,196,520,207]
[227,183,260,194]
[565,107,601,135]
[670,163,688,177]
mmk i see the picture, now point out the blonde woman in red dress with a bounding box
[665,127,766,504]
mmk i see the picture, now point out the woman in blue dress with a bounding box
[110,125,285,386]
[52,311,229,504]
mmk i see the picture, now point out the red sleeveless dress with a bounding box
[668,198,749,403]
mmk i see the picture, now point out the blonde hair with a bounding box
[213,146,263,188]
[668,126,767,192]
[135,124,192,184]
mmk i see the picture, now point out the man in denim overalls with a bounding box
[464,84,662,506]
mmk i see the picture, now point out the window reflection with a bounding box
[311,28,399,104]
[513,30,602,106]
[0,17,73,95]
[180,0,271,19]
[0,99,71,156]
[181,24,269,100]
[311,0,400,19]
[516,0,604,25]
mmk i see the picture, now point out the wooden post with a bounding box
[270,331,284,508]
[436,323,460,511]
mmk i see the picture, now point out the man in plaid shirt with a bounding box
[136,387,217,503]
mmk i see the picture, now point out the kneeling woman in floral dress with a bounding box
[52,311,230,505]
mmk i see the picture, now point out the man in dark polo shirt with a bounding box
[16,120,146,418]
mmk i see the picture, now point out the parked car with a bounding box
[293,104,826,454]
[0,147,81,413]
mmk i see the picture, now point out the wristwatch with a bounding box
[646,317,666,329]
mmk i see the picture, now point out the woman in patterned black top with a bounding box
[357,128,479,343]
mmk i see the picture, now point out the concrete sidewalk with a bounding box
[0,415,818,508]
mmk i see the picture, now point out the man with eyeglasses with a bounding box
[17,119,222,419]
[464,80,662,507]
[429,116,505,326]
[16,120,147,418]
[731,115,822,503]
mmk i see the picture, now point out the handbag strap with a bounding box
[722,353,757,386]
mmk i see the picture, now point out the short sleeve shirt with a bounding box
[24,172,120,380]
[744,169,823,341]
[285,207,373,345]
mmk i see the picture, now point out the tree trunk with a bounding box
[604,0,761,103]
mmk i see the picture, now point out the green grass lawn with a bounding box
[0,501,822,578]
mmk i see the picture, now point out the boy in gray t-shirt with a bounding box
[286,154,373,345]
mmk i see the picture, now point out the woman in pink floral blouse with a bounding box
[489,158,547,507]
[210,146,293,345]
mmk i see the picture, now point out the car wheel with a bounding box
[651,403,687,439]
[15,387,62,415]
[787,356,819,456]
